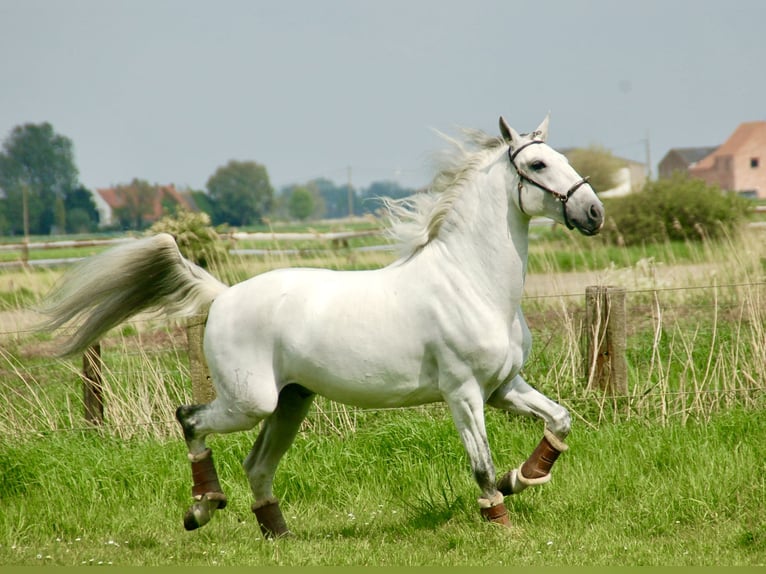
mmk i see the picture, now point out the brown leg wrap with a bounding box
[252,500,291,539]
[190,449,227,509]
[520,434,563,480]
[480,502,511,527]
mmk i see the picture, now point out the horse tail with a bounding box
[38,233,229,356]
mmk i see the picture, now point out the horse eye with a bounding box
[530,161,546,171]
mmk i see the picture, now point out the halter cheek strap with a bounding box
[508,141,591,230]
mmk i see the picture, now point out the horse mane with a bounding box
[383,128,507,258]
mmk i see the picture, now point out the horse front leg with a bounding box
[487,374,571,496]
[445,389,511,527]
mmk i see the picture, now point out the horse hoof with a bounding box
[252,499,292,539]
[183,494,226,531]
[480,502,511,527]
[183,508,202,531]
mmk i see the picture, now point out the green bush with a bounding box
[601,175,751,246]
[148,210,228,268]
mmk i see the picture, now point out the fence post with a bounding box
[585,285,628,396]
[187,310,215,404]
[82,343,104,425]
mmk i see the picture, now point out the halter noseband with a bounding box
[508,140,590,230]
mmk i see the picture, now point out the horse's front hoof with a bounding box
[183,507,203,531]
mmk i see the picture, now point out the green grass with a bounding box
[0,409,763,566]
[2,224,766,565]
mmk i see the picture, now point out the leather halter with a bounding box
[508,140,590,230]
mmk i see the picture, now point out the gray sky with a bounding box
[1,0,764,193]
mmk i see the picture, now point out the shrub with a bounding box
[601,175,752,246]
[148,210,228,268]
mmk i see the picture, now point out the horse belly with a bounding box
[272,277,441,408]
[278,318,442,408]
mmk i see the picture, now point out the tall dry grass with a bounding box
[523,226,766,426]
[0,227,764,441]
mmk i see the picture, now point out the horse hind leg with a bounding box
[176,400,266,531]
[243,383,315,539]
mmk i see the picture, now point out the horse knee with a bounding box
[176,404,205,441]
[548,406,571,439]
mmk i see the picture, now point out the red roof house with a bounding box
[688,121,766,199]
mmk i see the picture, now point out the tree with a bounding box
[566,145,623,194]
[312,177,359,218]
[360,180,413,215]
[0,122,80,235]
[287,186,316,220]
[206,160,273,226]
[64,186,100,233]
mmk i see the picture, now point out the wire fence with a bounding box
[1,278,765,439]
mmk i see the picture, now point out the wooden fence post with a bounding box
[585,285,628,396]
[82,343,104,425]
[187,310,215,404]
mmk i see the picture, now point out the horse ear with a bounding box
[532,113,550,142]
[499,116,520,145]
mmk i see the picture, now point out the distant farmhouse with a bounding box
[659,121,766,199]
[597,157,648,198]
[658,147,719,179]
[91,184,197,228]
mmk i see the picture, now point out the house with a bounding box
[92,183,196,228]
[687,121,766,199]
[658,146,719,180]
[597,157,648,198]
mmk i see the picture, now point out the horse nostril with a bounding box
[589,203,604,222]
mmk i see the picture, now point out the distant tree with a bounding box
[566,145,623,194]
[188,189,215,219]
[206,160,273,226]
[311,177,360,218]
[113,178,156,230]
[0,196,8,234]
[64,186,100,233]
[0,122,79,235]
[360,180,413,215]
[288,186,315,220]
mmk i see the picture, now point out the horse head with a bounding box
[500,115,604,236]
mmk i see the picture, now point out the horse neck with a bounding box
[435,161,530,312]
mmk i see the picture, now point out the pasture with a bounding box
[0,222,765,566]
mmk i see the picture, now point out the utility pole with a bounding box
[347,166,354,218]
[21,183,30,267]
[644,131,652,181]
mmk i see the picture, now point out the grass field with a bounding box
[0,409,763,566]
[1,221,765,566]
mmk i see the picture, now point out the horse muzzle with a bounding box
[567,198,604,236]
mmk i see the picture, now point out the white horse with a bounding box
[40,115,603,536]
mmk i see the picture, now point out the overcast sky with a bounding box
[1,0,764,193]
